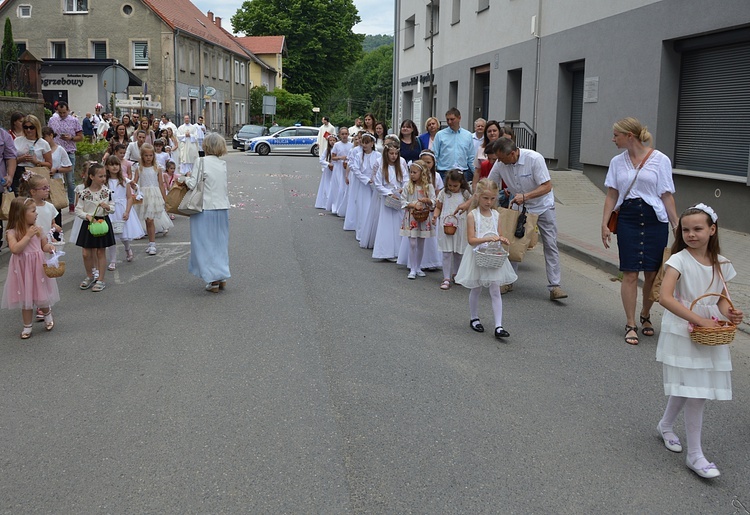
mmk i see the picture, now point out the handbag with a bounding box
[498,206,538,262]
[514,205,528,238]
[1,191,16,221]
[165,182,188,215]
[178,157,205,215]
[649,247,672,302]
[607,149,654,234]
[88,206,109,237]
[49,178,68,210]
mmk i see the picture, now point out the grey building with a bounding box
[393,0,750,232]
[1,0,277,135]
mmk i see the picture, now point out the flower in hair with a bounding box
[22,169,34,182]
[692,203,718,223]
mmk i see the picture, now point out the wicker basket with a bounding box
[412,208,430,223]
[689,293,736,345]
[384,195,402,210]
[43,262,66,278]
[473,242,508,268]
[443,214,458,235]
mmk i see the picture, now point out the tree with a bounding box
[322,45,393,127]
[249,85,315,126]
[232,0,363,104]
[1,17,19,82]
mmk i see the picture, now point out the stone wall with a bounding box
[0,97,46,128]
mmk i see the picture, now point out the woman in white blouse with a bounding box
[179,132,230,293]
[601,117,678,345]
[12,115,52,190]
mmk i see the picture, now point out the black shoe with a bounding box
[470,319,484,332]
[495,327,510,339]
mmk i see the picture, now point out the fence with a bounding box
[0,59,32,97]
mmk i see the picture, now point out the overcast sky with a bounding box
[191,0,395,36]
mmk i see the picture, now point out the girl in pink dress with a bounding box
[1,196,60,339]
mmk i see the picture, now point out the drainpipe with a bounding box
[392,0,400,130]
[532,0,541,140]
[174,28,180,119]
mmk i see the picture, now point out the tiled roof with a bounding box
[236,36,287,56]
[142,0,249,57]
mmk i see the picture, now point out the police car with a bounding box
[245,126,320,156]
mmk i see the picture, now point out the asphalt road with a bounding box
[1,149,749,513]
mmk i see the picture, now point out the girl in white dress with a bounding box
[455,179,517,340]
[105,156,144,269]
[655,204,743,479]
[399,160,436,279]
[133,144,172,256]
[315,134,338,209]
[372,143,407,260]
[350,133,381,242]
[343,133,364,231]
[433,170,472,289]
[332,128,353,217]
[397,150,444,271]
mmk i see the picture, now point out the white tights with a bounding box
[107,238,131,264]
[409,237,425,274]
[442,252,461,280]
[469,285,504,329]
[659,395,709,466]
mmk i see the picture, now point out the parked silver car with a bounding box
[245,126,320,156]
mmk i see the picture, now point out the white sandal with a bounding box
[21,324,32,339]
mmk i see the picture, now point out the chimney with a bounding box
[207,11,214,22]
[215,16,221,28]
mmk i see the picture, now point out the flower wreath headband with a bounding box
[692,203,718,223]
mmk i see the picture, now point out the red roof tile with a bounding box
[142,0,249,57]
[236,36,287,56]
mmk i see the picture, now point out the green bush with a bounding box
[75,139,108,157]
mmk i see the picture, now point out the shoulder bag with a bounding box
[607,149,654,234]
[178,157,205,215]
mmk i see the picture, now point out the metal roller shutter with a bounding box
[675,41,750,176]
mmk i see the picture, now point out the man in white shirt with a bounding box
[317,116,336,156]
[348,117,363,137]
[159,114,177,134]
[472,118,486,155]
[195,116,207,156]
[176,115,199,173]
[488,137,568,301]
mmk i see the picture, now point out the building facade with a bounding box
[393,0,750,231]
[1,0,281,135]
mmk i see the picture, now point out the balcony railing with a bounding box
[499,120,537,151]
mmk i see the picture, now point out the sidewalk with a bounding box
[551,169,750,334]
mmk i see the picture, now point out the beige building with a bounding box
[235,36,287,91]
[1,0,282,135]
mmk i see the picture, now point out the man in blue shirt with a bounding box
[432,108,475,182]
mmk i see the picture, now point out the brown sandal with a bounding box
[625,325,639,345]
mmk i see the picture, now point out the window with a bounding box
[240,63,245,85]
[452,0,460,24]
[91,41,107,59]
[203,52,208,77]
[189,49,195,74]
[133,41,148,68]
[235,61,240,83]
[425,1,440,38]
[179,48,186,72]
[15,42,27,55]
[17,5,31,17]
[50,41,66,59]
[234,102,240,125]
[241,103,246,124]
[225,59,230,82]
[404,16,415,49]
[211,54,217,78]
[64,0,88,13]
[477,0,489,12]
[218,55,224,79]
